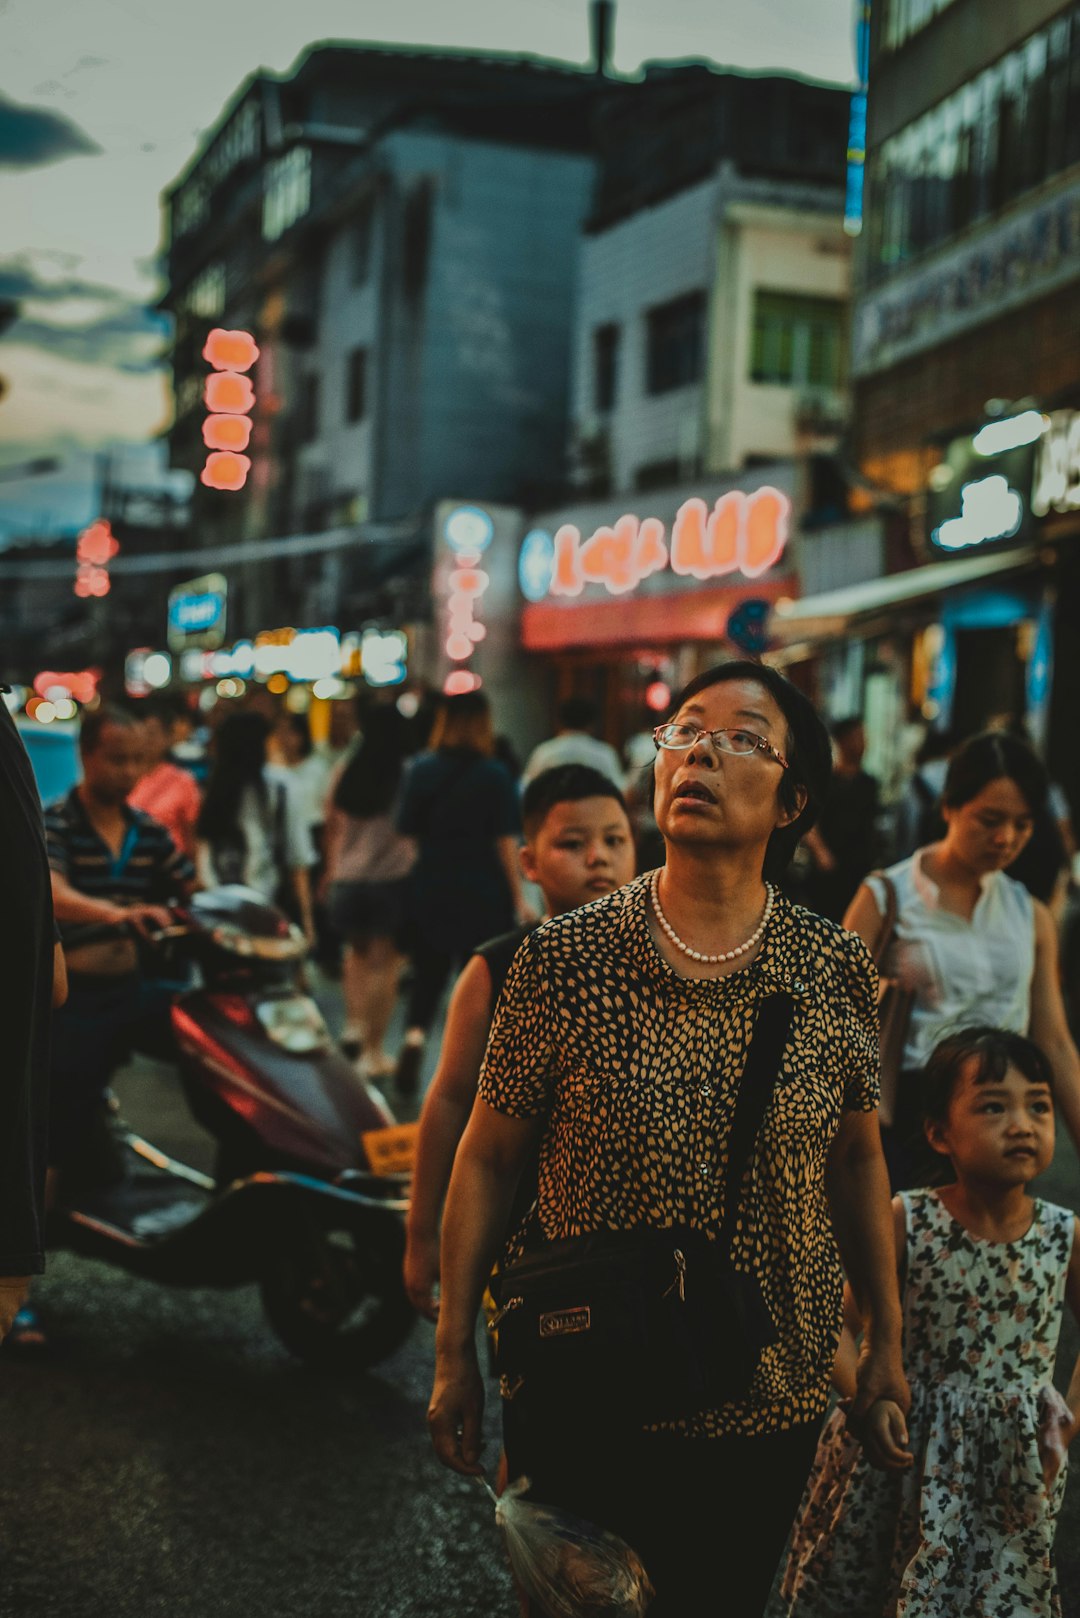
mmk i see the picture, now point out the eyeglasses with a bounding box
[652,723,790,770]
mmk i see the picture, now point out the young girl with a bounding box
[777,1026,1080,1618]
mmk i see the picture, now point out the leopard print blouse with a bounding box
[477,872,880,1437]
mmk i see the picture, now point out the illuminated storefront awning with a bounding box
[769,546,1039,645]
[523,575,793,652]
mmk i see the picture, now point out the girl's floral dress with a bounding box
[776,1189,1074,1618]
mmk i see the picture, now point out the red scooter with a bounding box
[51,885,416,1369]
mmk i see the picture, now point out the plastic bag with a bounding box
[484,1475,654,1618]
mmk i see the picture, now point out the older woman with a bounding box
[429,661,906,1618]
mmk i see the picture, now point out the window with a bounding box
[346,347,367,423]
[298,374,319,444]
[645,292,706,395]
[869,6,1080,279]
[263,147,311,243]
[750,292,844,389]
[184,263,225,319]
[351,203,374,285]
[883,0,958,52]
[593,323,620,413]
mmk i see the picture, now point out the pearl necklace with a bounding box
[649,869,775,964]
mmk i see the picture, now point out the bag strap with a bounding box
[716,991,795,1261]
[867,869,898,968]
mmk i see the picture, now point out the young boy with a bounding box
[403,764,635,1318]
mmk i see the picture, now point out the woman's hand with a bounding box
[859,1399,913,1472]
[428,1347,486,1475]
[849,1338,910,1431]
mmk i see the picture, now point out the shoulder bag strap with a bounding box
[868,869,898,969]
[715,991,796,1262]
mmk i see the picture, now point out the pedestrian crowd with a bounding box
[3,666,1080,1617]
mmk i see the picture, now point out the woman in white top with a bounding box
[845,730,1080,1187]
[195,711,317,942]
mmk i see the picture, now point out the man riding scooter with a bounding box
[10,707,194,1349]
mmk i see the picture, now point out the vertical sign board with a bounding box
[167,572,229,653]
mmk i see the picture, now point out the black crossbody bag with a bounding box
[489,992,796,1427]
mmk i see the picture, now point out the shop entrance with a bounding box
[951,626,1027,737]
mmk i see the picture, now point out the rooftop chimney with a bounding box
[590,0,614,77]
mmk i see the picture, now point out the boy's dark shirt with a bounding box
[0,703,55,1274]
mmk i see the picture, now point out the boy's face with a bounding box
[523,796,635,917]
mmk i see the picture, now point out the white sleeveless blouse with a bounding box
[867,850,1036,1072]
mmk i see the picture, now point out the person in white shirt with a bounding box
[519,696,624,790]
[195,711,317,942]
[845,729,1080,1188]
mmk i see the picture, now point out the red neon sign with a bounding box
[202,329,259,373]
[33,669,100,703]
[547,490,790,598]
[201,452,252,491]
[201,328,258,492]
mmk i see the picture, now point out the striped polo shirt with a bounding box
[44,788,195,953]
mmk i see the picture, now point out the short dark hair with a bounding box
[667,660,832,882]
[559,695,598,733]
[79,705,137,756]
[942,731,1048,817]
[522,764,628,838]
[279,710,314,760]
[922,1026,1054,1127]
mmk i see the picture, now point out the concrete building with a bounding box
[160,39,627,643]
[567,67,852,499]
[837,0,1080,802]
[512,66,862,746]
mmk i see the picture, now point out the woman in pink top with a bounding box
[130,700,202,861]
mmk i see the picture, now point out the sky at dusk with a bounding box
[0,0,857,523]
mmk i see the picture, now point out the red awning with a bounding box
[520,575,795,652]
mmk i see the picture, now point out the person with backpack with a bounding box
[195,710,317,942]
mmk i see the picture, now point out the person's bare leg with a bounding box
[355,936,404,1073]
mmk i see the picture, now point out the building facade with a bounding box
[513,67,869,750]
[161,45,623,650]
[838,0,1080,800]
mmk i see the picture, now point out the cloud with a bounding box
[0,257,168,376]
[0,92,101,169]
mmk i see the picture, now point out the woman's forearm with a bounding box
[436,1142,520,1358]
[407,1090,474,1242]
[827,1126,902,1349]
[1045,1037,1080,1156]
[291,866,316,936]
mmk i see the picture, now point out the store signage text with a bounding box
[519,489,790,602]
[74,519,119,598]
[441,505,491,695]
[167,572,228,652]
[931,474,1023,552]
[176,624,406,688]
[1032,409,1080,516]
[201,329,259,492]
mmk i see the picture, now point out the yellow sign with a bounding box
[361,1122,419,1178]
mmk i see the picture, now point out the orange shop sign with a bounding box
[518,488,791,603]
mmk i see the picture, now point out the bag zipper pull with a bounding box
[663,1249,687,1302]
[487,1296,523,1333]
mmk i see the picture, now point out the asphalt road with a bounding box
[4,1023,1080,1616]
[0,1038,515,1618]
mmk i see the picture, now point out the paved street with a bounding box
[3,1020,1080,1617]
